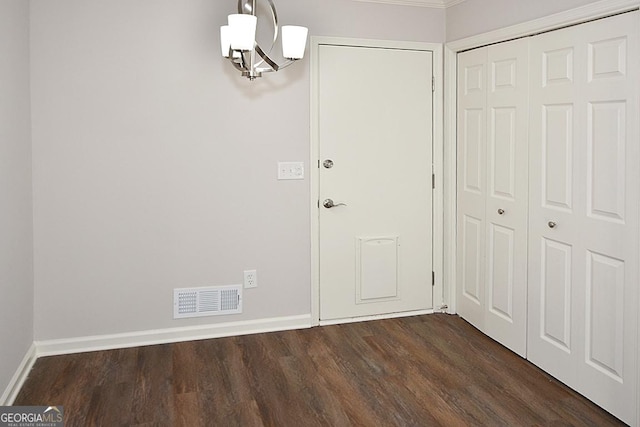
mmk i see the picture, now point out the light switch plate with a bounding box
[278,162,304,180]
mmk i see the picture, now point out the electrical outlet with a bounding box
[244,270,257,289]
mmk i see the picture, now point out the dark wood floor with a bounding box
[15,314,625,426]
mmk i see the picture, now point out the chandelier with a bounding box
[220,0,309,81]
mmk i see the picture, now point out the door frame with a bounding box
[443,0,640,421]
[310,37,444,326]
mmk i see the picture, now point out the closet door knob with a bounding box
[497,209,505,215]
[548,221,557,229]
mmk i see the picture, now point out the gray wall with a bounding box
[0,0,34,399]
[446,0,604,41]
[31,0,445,341]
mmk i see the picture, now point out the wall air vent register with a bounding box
[173,285,242,319]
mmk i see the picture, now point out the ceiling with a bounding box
[353,0,467,8]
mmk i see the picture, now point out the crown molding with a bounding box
[447,0,639,48]
[353,0,467,8]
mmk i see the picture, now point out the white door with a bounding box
[456,38,529,357]
[317,43,434,321]
[527,12,639,425]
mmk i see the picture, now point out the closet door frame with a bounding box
[444,0,640,422]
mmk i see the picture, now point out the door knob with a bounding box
[498,209,505,215]
[323,199,347,209]
[323,159,334,169]
[548,221,557,229]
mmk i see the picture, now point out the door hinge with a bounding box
[318,160,320,168]
[432,76,435,92]
[432,271,435,286]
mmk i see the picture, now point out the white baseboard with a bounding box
[319,309,434,326]
[36,314,313,357]
[0,342,38,406]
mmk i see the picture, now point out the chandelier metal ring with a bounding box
[237,0,278,70]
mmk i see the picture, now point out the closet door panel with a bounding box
[586,251,625,380]
[457,39,529,358]
[462,108,485,194]
[540,237,572,352]
[484,39,529,357]
[490,107,516,199]
[587,101,626,222]
[527,11,639,425]
[457,48,487,328]
[487,223,515,319]
[542,104,573,211]
[461,214,483,304]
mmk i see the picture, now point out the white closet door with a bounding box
[527,11,639,425]
[457,47,487,330]
[457,38,529,357]
[484,40,529,356]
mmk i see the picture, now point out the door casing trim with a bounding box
[310,37,444,326]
